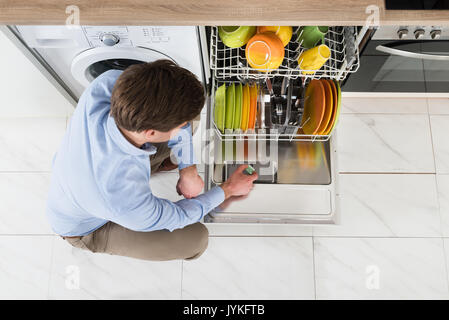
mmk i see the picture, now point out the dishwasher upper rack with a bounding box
[210,78,331,142]
[210,26,359,81]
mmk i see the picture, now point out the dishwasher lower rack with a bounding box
[210,77,332,142]
[210,26,359,81]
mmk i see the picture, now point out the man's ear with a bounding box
[143,129,156,140]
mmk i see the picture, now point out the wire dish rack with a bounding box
[210,26,360,81]
[210,78,331,142]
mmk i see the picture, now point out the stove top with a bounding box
[385,0,449,9]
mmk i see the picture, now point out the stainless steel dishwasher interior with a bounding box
[212,140,332,186]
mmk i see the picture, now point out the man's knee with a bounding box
[184,223,209,260]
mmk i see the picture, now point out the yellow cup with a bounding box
[297,44,330,75]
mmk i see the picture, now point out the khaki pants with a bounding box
[63,222,209,261]
[63,133,209,261]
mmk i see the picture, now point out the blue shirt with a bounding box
[46,70,224,236]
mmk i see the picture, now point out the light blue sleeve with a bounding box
[167,122,197,170]
[105,158,224,232]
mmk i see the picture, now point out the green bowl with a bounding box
[218,26,257,48]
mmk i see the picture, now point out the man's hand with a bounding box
[176,165,204,199]
[220,165,258,200]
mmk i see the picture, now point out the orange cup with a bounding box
[257,26,293,47]
[245,32,285,71]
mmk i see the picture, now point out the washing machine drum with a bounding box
[71,46,175,87]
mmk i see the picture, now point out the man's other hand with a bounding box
[176,165,204,199]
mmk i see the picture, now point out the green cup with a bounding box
[218,26,257,48]
[297,26,329,49]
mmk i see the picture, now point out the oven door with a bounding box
[343,40,449,93]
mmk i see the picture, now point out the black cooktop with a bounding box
[385,0,449,9]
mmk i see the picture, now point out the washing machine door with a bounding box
[71,46,174,86]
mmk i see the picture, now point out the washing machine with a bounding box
[12,25,205,101]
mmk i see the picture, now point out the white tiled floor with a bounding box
[48,237,182,300]
[0,117,67,171]
[341,97,429,114]
[2,31,449,299]
[430,115,449,174]
[0,236,54,299]
[0,173,53,234]
[182,237,315,300]
[313,174,441,237]
[337,114,435,173]
[314,238,449,300]
[437,175,449,237]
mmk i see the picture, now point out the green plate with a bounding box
[214,84,226,133]
[233,83,243,130]
[225,83,235,130]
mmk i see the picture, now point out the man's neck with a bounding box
[118,127,146,149]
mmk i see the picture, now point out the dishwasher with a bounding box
[197,26,361,225]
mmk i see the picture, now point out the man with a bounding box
[47,60,257,261]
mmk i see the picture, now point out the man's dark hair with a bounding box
[110,59,205,132]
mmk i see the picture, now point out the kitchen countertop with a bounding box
[1,0,449,26]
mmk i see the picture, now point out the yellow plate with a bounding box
[317,80,333,135]
[241,84,250,131]
[324,80,341,135]
[233,83,243,130]
[300,80,325,135]
[322,80,337,135]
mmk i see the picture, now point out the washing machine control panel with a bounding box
[83,26,133,47]
[100,33,120,46]
[139,27,170,43]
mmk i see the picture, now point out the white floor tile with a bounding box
[437,175,449,237]
[182,237,315,299]
[0,173,53,234]
[0,235,53,299]
[0,117,66,171]
[428,98,449,115]
[338,114,435,173]
[206,224,313,237]
[314,174,441,237]
[342,97,428,114]
[442,239,449,291]
[48,237,182,299]
[150,172,184,202]
[314,237,449,300]
[430,116,449,174]
[0,32,73,118]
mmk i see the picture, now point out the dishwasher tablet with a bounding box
[244,165,256,175]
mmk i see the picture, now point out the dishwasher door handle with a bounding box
[376,45,449,61]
